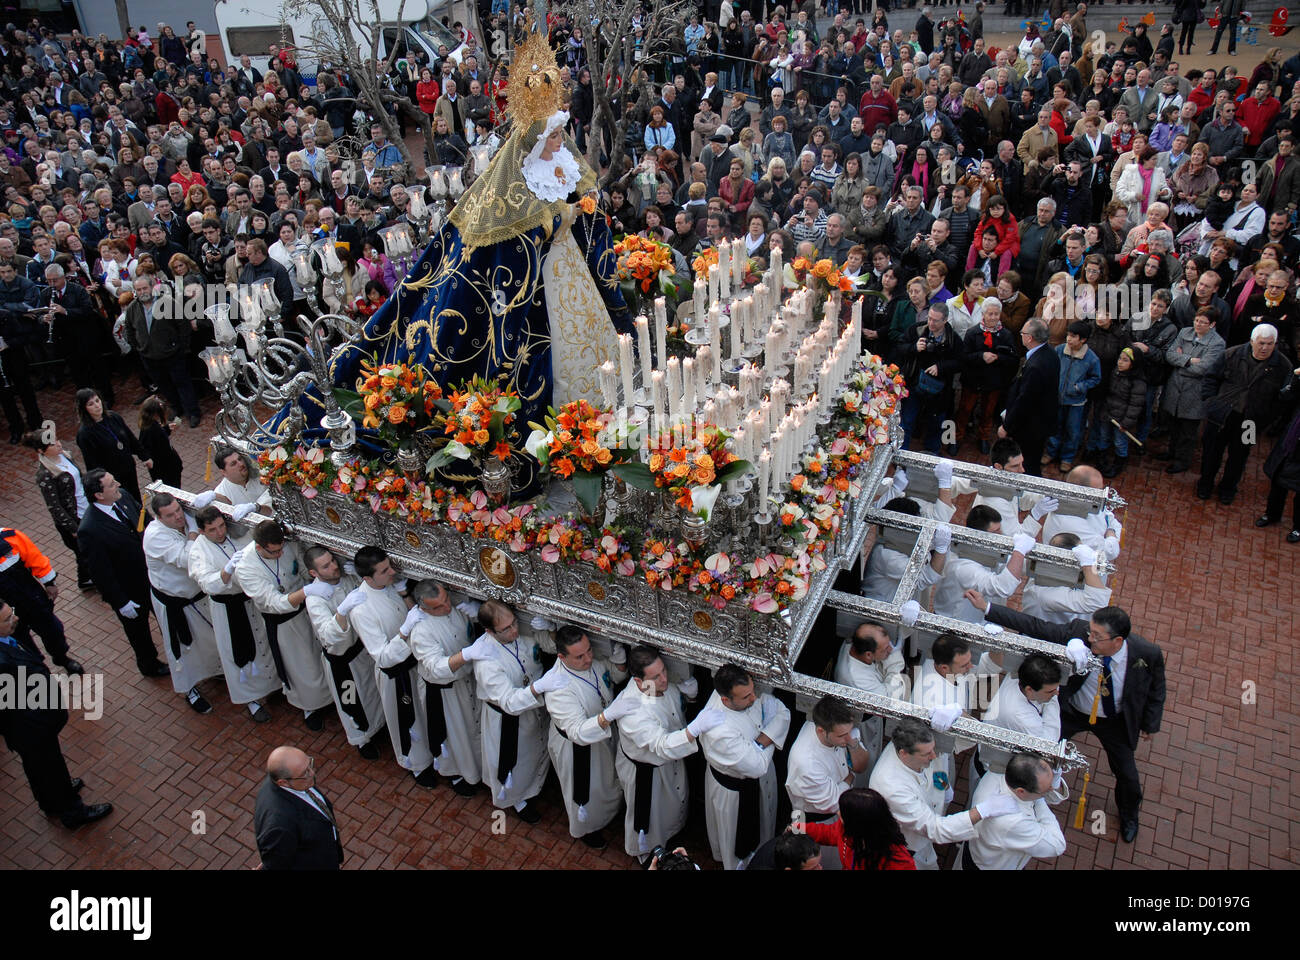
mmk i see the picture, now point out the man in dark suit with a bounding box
[76,469,169,678]
[0,599,112,829]
[254,745,343,870]
[122,274,201,428]
[999,317,1060,476]
[965,596,1166,844]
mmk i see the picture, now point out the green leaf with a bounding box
[571,471,604,514]
[610,462,656,490]
[334,388,363,417]
[426,449,461,470]
[716,459,754,484]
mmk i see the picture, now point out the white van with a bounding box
[214,0,467,82]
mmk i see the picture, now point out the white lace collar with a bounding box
[522,111,581,203]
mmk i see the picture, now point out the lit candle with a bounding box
[694,278,707,327]
[770,246,782,283]
[618,334,636,408]
[635,316,653,383]
[654,297,667,368]
[696,345,712,397]
[703,398,717,427]
[733,238,745,286]
[718,252,730,301]
[742,296,756,347]
[598,361,618,411]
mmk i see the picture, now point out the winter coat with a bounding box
[1056,345,1102,406]
[1129,315,1179,386]
[1263,375,1300,492]
[1104,368,1148,432]
[1162,326,1226,419]
[1202,344,1293,428]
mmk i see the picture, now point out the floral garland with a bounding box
[259,353,908,615]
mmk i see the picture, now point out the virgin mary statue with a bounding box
[300,30,629,491]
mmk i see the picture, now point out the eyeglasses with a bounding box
[286,757,315,781]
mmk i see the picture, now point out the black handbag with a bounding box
[917,370,945,395]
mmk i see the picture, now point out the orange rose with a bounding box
[649,453,665,472]
[812,259,832,279]
[792,257,811,272]
[473,429,490,445]
[364,392,383,410]
[381,376,399,389]
[579,194,596,215]
[790,474,805,492]
[387,404,408,424]
[594,448,612,465]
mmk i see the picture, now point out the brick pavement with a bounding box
[1,370,1296,870]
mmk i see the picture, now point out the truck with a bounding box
[213,0,470,80]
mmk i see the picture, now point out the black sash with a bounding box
[262,604,306,690]
[622,747,657,835]
[424,678,452,751]
[324,639,369,732]
[553,724,592,806]
[379,653,419,756]
[961,841,982,871]
[486,700,520,786]
[710,766,761,862]
[211,592,256,668]
[150,585,203,660]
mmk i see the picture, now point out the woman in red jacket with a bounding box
[802,788,916,870]
[718,156,755,233]
[416,67,440,117]
[970,195,1020,277]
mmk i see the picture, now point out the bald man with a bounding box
[1042,465,1122,563]
[253,745,343,870]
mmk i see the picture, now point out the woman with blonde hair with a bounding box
[184,183,211,214]
[1033,272,1073,347]
[730,126,763,182]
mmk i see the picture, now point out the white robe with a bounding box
[979,675,1067,804]
[142,518,223,695]
[237,542,333,713]
[409,609,482,783]
[869,742,978,869]
[473,634,549,808]
[698,688,791,870]
[348,581,434,775]
[916,654,1001,766]
[1043,510,1115,555]
[215,474,272,508]
[545,660,620,836]
[860,543,943,603]
[832,640,906,776]
[785,720,852,817]
[187,533,281,704]
[932,553,1020,624]
[1021,580,1112,624]
[965,771,1066,869]
[612,681,696,857]
[305,572,384,747]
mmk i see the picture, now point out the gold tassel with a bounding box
[204,444,213,485]
[1073,772,1091,830]
[137,505,147,532]
[1089,684,1101,725]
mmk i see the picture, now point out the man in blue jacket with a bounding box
[1043,321,1102,473]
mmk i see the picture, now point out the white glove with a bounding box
[530,615,557,632]
[393,577,410,593]
[532,663,573,694]
[932,526,952,554]
[891,467,908,494]
[302,580,336,599]
[1030,496,1059,521]
[899,599,921,627]
[459,634,498,662]
[601,695,638,721]
[1065,637,1090,672]
[192,490,217,508]
[119,600,141,619]
[455,599,482,619]
[336,586,367,618]
[687,707,726,737]
[935,458,954,489]
[1012,533,1037,556]
[342,561,356,576]
[223,547,246,574]
[231,502,257,521]
[1052,767,1065,791]
[1103,509,1122,534]
[975,794,1020,819]
[1071,544,1097,567]
[608,643,627,666]
[679,675,699,699]
[929,702,963,731]
[1101,537,1121,561]
[399,606,427,637]
[983,622,1004,635]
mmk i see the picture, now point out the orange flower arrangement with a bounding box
[526,399,635,514]
[343,358,443,448]
[614,234,674,293]
[427,374,522,469]
[691,246,719,278]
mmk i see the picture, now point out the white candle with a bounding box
[764,328,779,383]
[618,334,636,409]
[742,296,756,346]
[730,299,744,361]
[719,253,730,301]
[650,369,665,434]
[718,241,730,287]
[696,346,712,397]
[666,357,681,421]
[703,398,717,428]
[733,238,745,286]
[654,297,667,368]
[758,450,772,509]
[682,357,696,415]
[770,246,782,282]
[694,279,707,327]
[598,361,618,411]
[635,316,653,383]
[708,265,719,304]
[772,430,785,489]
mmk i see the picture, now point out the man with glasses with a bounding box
[254,746,343,870]
[968,598,1166,844]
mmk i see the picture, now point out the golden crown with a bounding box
[506,30,564,131]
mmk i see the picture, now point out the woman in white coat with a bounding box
[1114,147,1170,228]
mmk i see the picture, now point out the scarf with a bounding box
[982,323,1001,349]
[1235,277,1257,318]
[1137,165,1154,212]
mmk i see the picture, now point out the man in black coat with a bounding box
[122,274,201,428]
[964,597,1166,844]
[76,469,169,678]
[1042,160,1093,228]
[254,745,343,870]
[0,259,44,441]
[0,600,112,829]
[999,316,1061,475]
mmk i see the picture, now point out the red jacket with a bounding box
[1238,95,1281,147]
[719,176,754,218]
[155,90,179,126]
[803,821,917,870]
[416,79,440,115]
[973,213,1021,259]
[859,89,898,134]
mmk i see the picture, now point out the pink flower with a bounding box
[541,544,561,563]
[616,557,636,577]
[470,490,487,510]
[509,534,528,552]
[492,507,512,525]
[302,486,317,499]
[751,592,778,614]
